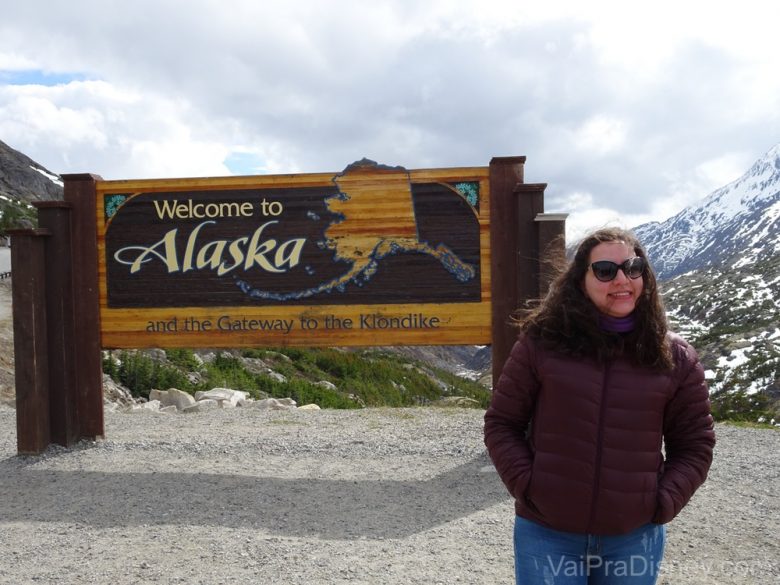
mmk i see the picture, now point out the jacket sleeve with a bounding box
[653,339,716,524]
[483,335,540,499]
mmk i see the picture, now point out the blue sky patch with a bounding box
[0,69,88,86]
[224,152,266,175]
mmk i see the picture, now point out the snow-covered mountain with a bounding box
[631,144,780,423]
[634,143,780,280]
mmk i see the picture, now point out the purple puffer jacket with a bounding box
[484,332,715,535]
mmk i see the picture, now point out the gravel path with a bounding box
[0,406,777,585]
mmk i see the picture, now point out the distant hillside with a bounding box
[0,139,63,203]
[661,257,780,422]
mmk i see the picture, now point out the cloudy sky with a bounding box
[1,0,778,240]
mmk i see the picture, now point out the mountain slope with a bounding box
[634,143,780,280]
[661,256,780,421]
[632,143,780,422]
[0,138,63,203]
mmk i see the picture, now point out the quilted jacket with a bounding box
[484,332,715,535]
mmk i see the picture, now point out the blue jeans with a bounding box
[514,516,665,585]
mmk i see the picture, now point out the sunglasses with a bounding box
[589,257,646,282]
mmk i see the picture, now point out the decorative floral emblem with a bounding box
[105,194,130,220]
[454,182,479,208]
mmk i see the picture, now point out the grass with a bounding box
[720,420,780,431]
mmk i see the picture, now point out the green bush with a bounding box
[0,198,37,234]
[710,387,773,422]
[102,346,491,409]
[165,348,201,371]
[110,350,192,398]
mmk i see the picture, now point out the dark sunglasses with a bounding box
[589,257,646,282]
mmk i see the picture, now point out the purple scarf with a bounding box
[599,313,636,333]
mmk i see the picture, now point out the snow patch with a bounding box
[29,165,64,187]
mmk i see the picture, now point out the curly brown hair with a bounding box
[516,227,674,370]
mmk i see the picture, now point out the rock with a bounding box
[197,351,218,364]
[346,394,366,408]
[268,371,287,383]
[194,388,248,407]
[239,356,271,374]
[150,388,196,410]
[298,404,321,411]
[126,400,162,413]
[182,399,219,413]
[102,374,137,407]
[146,349,167,362]
[250,397,297,410]
[197,399,220,410]
[262,350,292,362]
[159,405,179,414]
[315,380,337,391]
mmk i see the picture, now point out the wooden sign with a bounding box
[96,159,491,348]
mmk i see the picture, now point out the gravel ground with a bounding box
[0,406,778,585]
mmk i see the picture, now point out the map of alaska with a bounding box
[237,159,476,301]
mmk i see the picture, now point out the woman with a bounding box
[484,227,715,584]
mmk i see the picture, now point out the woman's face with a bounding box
[582,241,644,318]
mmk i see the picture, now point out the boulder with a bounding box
[150,388,196,410]
[182,399,219,413]
[250,397,297,410]
[102,374,136,407]
[126,399,162,413]
[194,388,248,407]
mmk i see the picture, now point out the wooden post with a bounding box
[489,157,525,388]
[35,201,80,446]
[514,183,547,308]
[535,213,568,297]
[489,177,550,388]
[9,229,52,454]
[62,174,104,440]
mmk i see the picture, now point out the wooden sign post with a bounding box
[11,157,565,454]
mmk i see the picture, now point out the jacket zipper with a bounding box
[587,363,610,532]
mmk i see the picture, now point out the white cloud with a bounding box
[0,51,38,70]
[574,115,627,155]
[0,81,235,178]
[0,0,777,229]
[551,191,657,244]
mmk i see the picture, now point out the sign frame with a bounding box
[95,162,493,348]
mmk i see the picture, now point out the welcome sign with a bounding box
[97,159,491,348]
